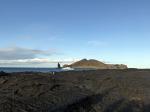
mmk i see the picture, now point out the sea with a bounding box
[0,67,65,73]
[0,67,96,73]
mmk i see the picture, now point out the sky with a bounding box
[0,0,150,68]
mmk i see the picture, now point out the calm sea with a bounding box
[0,67,64,73]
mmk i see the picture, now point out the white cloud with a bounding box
[0,46,54,60]
[0,58,76,67]
[0,58,51,67]
[0,46,81,67]
[0,46,59,67]
[0,58,49,64]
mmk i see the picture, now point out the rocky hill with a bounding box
[63,59,128,69]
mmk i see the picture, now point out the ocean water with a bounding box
[0,67,64,73]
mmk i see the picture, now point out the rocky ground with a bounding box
[0,69,150,112]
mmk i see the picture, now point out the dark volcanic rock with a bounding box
[0,71,9,76]
[0,69,150,112]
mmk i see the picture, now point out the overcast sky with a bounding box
[0,0,150,68]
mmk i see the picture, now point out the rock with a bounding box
[0,79,7,84]
[0,71,9,76]
[107,64,128,69]
[63,59,128,69]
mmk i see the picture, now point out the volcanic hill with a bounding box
[63,59,127,69]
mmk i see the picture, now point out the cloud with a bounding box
[0,46,54,60]
[87,40,108,46]
[0,58,76,64]
[0,58,76,67]
[0,46,80,67]
[0,58,50,64]
[0,58,51,67]
[0,46,76,67]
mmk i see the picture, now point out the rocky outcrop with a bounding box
[63,59,108,69]
[63,59,128,69]
[107,64,128,69]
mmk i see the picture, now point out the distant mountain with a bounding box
[63,59,127,69]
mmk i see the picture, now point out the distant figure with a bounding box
[52,72,55,75]
[57,62,61,69]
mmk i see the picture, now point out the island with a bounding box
[63,59,128,69]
